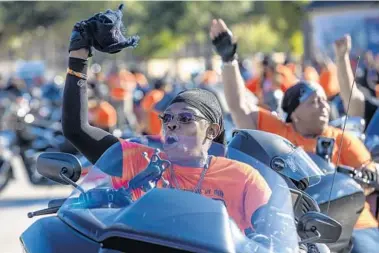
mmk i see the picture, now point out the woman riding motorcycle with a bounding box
[210,18,379,253]
[62,5,272,235]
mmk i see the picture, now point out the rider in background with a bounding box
[130,69,150,134]
[319,58,345,120]
[211,18,379,253]
[87,82,117,133]
[245,55,297,113]
[283,54,296,75]
[140,77,173,136]
[245,54,274,103]
[106,65,138,131]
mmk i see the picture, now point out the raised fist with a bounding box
[209,19,237,62]
[334,34,351,56]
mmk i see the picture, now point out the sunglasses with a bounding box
[159,112,208,125]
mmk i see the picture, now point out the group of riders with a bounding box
[6,5,379,253]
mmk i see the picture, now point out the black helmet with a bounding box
[226,129,324,190]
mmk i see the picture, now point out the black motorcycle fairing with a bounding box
[59,188,250,253]
[20,216,100,253]
[23,137,299,253]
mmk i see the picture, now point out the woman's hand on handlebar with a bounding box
[337,164,379,192]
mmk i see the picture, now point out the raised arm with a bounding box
[334,35,365,117]
[63,49,118,164]
[210,19,258,129]
[62,5,139,164]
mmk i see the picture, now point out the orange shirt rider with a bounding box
[141,89,165,136]
[107,69,136,102]
[111,140,272,232]
[88,100,117,130]
[257,107,378,229]
[246,64,297,109]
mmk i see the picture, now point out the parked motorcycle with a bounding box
[21,137,341,253]
[0,93,87,193]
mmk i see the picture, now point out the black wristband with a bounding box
[68,57,88,74]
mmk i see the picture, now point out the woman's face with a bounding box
[160,102,215,161]
[292,88,330,135]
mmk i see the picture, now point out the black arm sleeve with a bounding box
[62,57,118,164]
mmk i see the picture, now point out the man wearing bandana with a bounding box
[210,18,379,253]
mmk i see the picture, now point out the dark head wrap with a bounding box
[282,81,318,123]
[168,88,225,145]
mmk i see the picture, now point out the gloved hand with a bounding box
[209,19,237,62]
[69,4,140,57]
[69,20,94,56]
[360,166,379,188]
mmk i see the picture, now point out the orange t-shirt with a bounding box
[108,70,136,101]
[88,101,117,129]
[107,73,124,101]
[245,76,272,110]
[319,64,340,99]
[111,140,272,232]
[141,89,165,135]
[257,108,378,229]
[246,76,262,96]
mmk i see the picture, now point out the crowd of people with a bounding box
[4,5,379,253]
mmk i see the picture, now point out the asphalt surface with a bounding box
[0,156,71,253]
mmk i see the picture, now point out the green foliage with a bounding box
[0,1,309,60]
[262,1,309,51]
[232,18,280,54]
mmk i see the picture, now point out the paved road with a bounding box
[0,157,71,253]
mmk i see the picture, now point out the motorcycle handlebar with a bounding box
[48,198,67,208]
[337,165,379,190]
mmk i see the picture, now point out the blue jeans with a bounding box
[352,228,379,253]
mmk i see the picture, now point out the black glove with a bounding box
[69,21,94,56]
[211,31,237,62]
[69,4,139,57]
[87,4,139,54]
[361,167,379,188]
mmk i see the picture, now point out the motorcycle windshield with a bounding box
[271,147,325,186]
[58,136,299,253]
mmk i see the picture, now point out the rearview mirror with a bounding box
[37,152,82,185]
[297,211,342,244]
